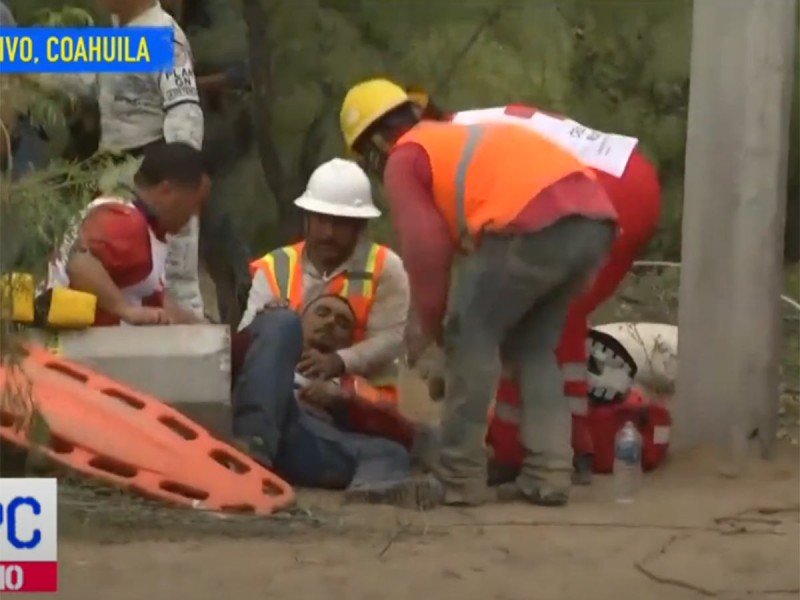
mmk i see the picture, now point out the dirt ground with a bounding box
[43,445,799,600]
[43,367,800,600]
[21,270,800,599]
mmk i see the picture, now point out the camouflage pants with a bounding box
[98,157,204,317]
[435,217,615,501]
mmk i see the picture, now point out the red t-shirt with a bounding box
[78,202,167,325]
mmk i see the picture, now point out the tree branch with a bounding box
[431,0,513,96]
[241,0,285,205]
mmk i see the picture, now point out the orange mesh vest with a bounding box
[395,122,595,247]
[248,241,388,343]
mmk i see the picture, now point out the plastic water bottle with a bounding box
[613,421,643,503]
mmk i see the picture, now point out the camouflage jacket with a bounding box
[45,2,204,153]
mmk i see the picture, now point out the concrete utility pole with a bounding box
[673,0,798,469]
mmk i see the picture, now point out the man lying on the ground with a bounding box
[233,293,428,494]
[45,142,210,326]
[234,158,410,447]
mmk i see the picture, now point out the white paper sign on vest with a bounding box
[452,108,639,178]
[527,113,638,177]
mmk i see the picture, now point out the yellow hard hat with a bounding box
[340,79,410,151]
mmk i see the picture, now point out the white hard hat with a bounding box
[294,158,381,219]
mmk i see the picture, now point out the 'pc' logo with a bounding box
[0,478,58,593]
[1,497,43,549]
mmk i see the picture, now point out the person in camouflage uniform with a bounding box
[38,0,206,318]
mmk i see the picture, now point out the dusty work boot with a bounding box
[487,459,520,486]
[496,463,571,507]
[572,454,594,486]
[495,480,570,507]
[344,474,446,510]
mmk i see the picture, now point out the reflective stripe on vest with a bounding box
[395,122,594,251]
[454,125,487,247]
[260,244,303,310]
[338,243,382,299]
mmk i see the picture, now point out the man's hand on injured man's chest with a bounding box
[298,348,345,379]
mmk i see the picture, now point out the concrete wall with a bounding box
[27,325,232,438]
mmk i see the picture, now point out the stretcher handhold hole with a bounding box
[101,388,147,410]
[158,415,199,440]
[159,480,209,501]
[44,361,89,382]
[219,504,255,514]
[262,479,285,497]
[49,434,75,455]
[209,449,251,474]
[87,456,138,478]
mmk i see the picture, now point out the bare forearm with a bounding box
[65,252,128,318]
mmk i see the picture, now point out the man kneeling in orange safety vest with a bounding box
[45,142,210,327]
[405,88,662,485]
[231,158,431,492]
[339,79,618,508]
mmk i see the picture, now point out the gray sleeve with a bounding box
[337,250,409,376]
[159,37,204,149]
[237,270,277,332]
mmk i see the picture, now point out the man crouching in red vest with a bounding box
[232,158,430,492]
[339,79,618,508]
[46,142,210,326]
[406,88,662,485]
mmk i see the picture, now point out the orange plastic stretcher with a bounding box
[0,344,295,514]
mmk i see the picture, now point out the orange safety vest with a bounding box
[249,241,400,420]
[249,241,388,343]
[395,122,595,248]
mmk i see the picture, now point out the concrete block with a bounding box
[27,325,232,439]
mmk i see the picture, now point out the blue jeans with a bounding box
[231,309,410,489]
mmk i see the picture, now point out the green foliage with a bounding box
[3,0,798,261]
[31,6,94,26]
[6,0,103,25]
[236,0,797,260]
